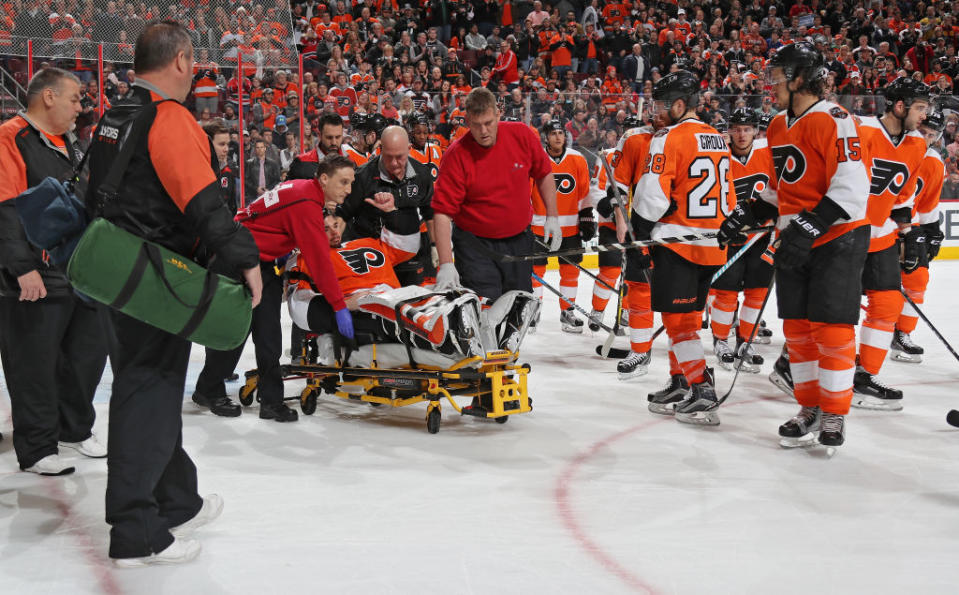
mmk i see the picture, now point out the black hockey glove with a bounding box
[717,201,754,247]
[923,222,945,261]
[578,208,597,242]
[629,211,656,242]
[899,227,927,273]
[775,196,848,269]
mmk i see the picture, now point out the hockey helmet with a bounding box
[713,118,728,133]
[406,112,431,130]
[765,42,826,90]
[541,119,565,134]
[368,113,390,136]
[881,77,932,111]
[757,112,774,131]
[623,115,642,129]
[728,108,758,126]
[501,115,521,122]
[922,109,947,132]
[652,69,700,107]
[349,112,371,131]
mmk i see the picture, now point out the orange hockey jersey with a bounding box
[532,147,592,237]
[912,147,945,226]
[295,227,419,297]
[409,142,444,180]
[634,118,733,265]
[595,125,653,230]
[730,137,777,207]
[858,116,927,252]
[343,144,369,167]
[765,101,870,248]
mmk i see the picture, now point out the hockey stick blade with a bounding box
[596,345,631,359]
[947,409,959,428]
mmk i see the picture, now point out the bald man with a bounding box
[339,125,437,285]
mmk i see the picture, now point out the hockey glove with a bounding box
[923,222,945,261]
[578,208,597,242]
[717,202,754,247]
[543,215,563,251]
[899,227,927,272]
[434,262,462,291]
[629,211,656,241]
[596,186,620,219]
[776,210,827,269]
[335,308,355,340]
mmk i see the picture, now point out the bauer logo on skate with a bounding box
[695,133,728,151]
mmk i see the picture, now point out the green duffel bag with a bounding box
[67,217,252,350]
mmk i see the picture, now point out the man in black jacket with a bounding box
[0,67,110,476]
[86,21,262,567]
[244,139,282,199]
[339,125,435,285]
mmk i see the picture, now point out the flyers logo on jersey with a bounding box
[340,248,386,274]
[869,158,911,196]
[733,173,770,203]
[772,145,807,184]
[554,173,576,194]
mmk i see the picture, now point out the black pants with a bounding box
[649,246,718,313]
[712,234,774,292]
[195,261,285,405]
[0,295,107,469]
[105,310,202,559]
[452,226,533,300]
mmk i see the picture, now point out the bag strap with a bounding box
[110,240,220,340]
[97,100,175,204]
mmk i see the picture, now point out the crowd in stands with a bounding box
[5,0,959,195]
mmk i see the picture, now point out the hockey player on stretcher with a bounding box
[286,192,539,365]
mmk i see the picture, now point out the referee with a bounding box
[0,67,109,476]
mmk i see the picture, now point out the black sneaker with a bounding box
[193,392,242,417]
[259,402,299,422]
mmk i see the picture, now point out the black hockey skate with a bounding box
[713,337,735,371]
[818,412,845,449]
[617,350,651,380]
[734,336,764,373]
[890,329,923,363]
[675,368,720,426]
[768,350,794,397]
[647,374,690,415]
[588,309,604,332]
[851,366,903,411]
[754,319,773,345]
[560,307,584,334]
[778,406,821,448]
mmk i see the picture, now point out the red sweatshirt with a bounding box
[236,179,346,311]
[432,122,552,238]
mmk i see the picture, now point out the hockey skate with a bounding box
[560,307,584,334]
[675,368,720,426]
[754,319,773,345]
[778,406,821,448]
[851,366,903,411]
[647,374,690,415]
[818,412,845,456]
[617,351,650,380]
[713,337,735,371]
[890,329,923,363]
[587,309,604,332]
[768,351,794,397]
[734,337,763,374]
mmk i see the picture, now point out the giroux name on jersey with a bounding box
[696,133,728,152]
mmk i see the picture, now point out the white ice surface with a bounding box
[2,264,959,595]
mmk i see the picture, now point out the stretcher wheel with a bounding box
[495,416,508,424]
[300,388,318,416]
[239,383,256,407]
[369,402,382,407]
[427,408,441,434]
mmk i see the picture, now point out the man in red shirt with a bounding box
[192,154,355,422]
[493,40,519,88]
[432,87,559,300]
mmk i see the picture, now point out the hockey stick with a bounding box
[594,324,665,359]
[900,288,959,364]
[532,272,616,333]
[717,275,776,405]
[703,230,770,330]
[534,239,616,292]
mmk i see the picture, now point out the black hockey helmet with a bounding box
[349,112,371,131]
[728,107,758,126]
[368,113,390,136]
[757,112,774,131]
[623,114,642,129]
[541,119,565,134]
[652,69,700,106]
[922,109,947,132]
[501,115,521,122]
[881,77,932,111]
[406,112,430,130]
[713,118,728,133]
[766,42,826,90]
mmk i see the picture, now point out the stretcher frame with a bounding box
[238,344,532,434]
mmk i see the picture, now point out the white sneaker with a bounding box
[113,537,201,568]
[59,434,107,458]
[24,454,75,476]
[170,494,224,538]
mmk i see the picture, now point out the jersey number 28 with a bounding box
[687,156,730,219]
